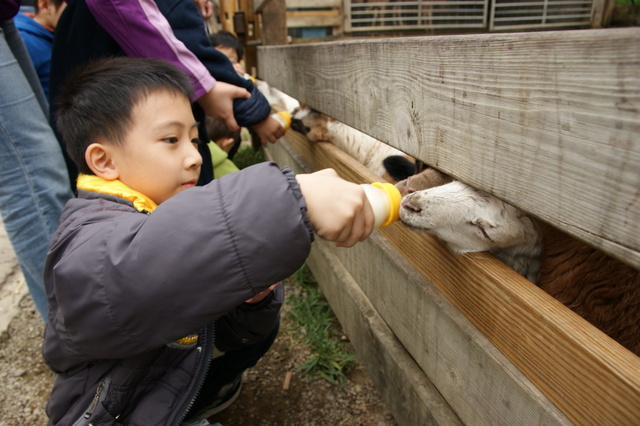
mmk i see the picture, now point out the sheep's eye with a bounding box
[471,221,493,241]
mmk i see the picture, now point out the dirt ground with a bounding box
[0,286,398,426]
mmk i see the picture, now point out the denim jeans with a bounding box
[0,19,73,320]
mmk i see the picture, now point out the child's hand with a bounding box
[216,137,236,153]
[296,169,375,247]
[245,282,280,304]
[232,62,245,76]
[251,115,286,144]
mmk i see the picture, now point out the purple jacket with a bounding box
[85,0,214,100]
[43,163,313,425]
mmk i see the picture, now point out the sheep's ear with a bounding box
[383,155,416,182]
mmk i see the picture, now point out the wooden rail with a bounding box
[257,28,640,270]
[266,130,639,425]
[258,27,640,425]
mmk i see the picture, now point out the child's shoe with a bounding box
[197,375,243,419]
[181,415,223,426]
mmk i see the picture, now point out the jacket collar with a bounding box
[77,174,158,213]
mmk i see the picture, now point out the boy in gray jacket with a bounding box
[43,57,375,425]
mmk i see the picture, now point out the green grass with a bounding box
[286,265,357,386]
[232,144,265,170]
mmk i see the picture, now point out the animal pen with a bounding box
[249,4,640,424]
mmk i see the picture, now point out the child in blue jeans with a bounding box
[43,56,375,425]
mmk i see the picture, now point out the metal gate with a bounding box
[343,0,594,32]
[490,0,593,30]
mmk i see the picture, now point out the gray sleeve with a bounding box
[48,162,313,358]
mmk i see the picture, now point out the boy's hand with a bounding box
[198,81,250,132]
[251,115,286,144]
[296,169,375,247]
[216,137,236,153]
[245,282,280,304]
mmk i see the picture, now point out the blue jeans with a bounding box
[0,19,73,320]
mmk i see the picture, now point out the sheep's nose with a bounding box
[291,118,309,135]
[401,196,422,213]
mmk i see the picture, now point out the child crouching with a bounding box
[43,57,375,425]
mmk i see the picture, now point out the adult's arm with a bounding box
[85,0,214,100]
[85,0,251,129]
[158,0,271,126]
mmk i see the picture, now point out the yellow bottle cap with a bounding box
[371,182,402,227]
[276,111,291,131]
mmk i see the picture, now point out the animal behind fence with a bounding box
[291,105,417,183]
[397,167,640,356]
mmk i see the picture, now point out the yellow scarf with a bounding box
[76,174,158,213]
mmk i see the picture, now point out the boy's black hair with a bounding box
[210,30,244,62]
[56,57,194,175]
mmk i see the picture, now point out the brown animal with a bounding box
[537,221,640,355]
[398,167,640,355]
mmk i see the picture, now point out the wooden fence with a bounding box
[256,27,640,425]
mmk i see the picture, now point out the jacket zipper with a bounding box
[173,323,215,425]
[71,375,112,426]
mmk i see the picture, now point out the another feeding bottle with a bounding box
[360,182,402,228]
[271,111,291,131]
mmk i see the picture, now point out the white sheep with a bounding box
[399,169,542,283]
[397,168,640,355]
[291,105,416,183]
[254,80,300,114]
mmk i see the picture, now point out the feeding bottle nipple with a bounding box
[271,111,291,131]
[360,182,402,228]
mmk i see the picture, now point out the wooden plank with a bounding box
[261,0,288,45]
[257,28,640,270]
[307,243,463,426]
[590,0,615,27]
[253,0,269,13]
[286,10,342,28]
[218,0,237,32]
[264,129,640,425]
[286,0,341,9]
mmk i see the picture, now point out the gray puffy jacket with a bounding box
[42,163,313,425]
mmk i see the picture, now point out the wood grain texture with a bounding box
[264,129,640,425]
[307,243,464,426]
[286,0,341,8]
[257,28,640,270]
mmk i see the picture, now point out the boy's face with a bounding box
[108,90,202,205]
[215,46,244,75]
[215,46,239,65]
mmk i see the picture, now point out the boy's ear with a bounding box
[37,0,53,13]
[85,143,119,180]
